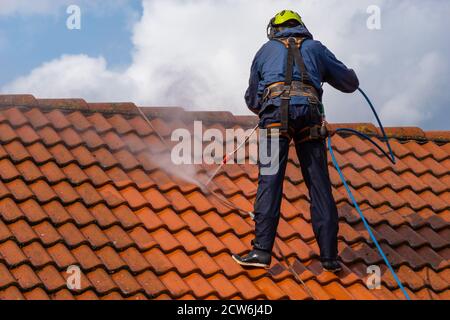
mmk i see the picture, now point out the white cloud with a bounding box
[2,0,450,129]
[3,55,135,100]
[380,52,448,125]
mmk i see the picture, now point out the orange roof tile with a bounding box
[0,94,448,300]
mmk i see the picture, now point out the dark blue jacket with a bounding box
[245,25,359,126]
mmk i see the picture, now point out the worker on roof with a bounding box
[232,10,359,272]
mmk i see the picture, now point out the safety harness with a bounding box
[263,37,329,143]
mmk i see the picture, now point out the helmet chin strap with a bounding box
[266,18,275,40]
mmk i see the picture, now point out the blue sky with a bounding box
[0,1,141,86]
[0,0,449,130]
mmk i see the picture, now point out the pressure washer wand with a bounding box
[205,124,258,187]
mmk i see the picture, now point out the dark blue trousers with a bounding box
[253,106,339,261]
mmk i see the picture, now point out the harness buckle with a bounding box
[280,85,292,100]
[309,126,321,140]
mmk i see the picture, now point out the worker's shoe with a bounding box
[232,250,271,269]
[321,259,342,273]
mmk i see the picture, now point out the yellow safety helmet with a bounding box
[267,10,304,39]
[272,10,303,26]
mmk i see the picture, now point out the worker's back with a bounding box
[245,25,359,120]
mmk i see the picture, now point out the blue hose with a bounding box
[357,88,396,164]
[327,88,410,300]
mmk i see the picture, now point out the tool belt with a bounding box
[263,81,320,104]
[265,122,330,144]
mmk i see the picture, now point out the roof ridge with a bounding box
[0,94,448,142]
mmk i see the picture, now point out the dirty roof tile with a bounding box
[120,247,151,273]
[37,126,62,146]
[120,186,148,209]
[184,273,216,298]
[89,204,119,228]
[57,223,87,247]
[30,180,58,203]
[180,210,210,234]
[62,163,89,185]
[159,271,191,298]
[8,219,38,244]
[0,241,28,267]
[79,224,109,249]
[0,263,18,290]
[94,246,126,272]
[214,253,245,278]
[98,185,125,207]
[23,287,50,300]
[8,200,32,224]
[76,183,103,207]
[32,220,61,245]
[104,225,134,250]
[190,250,221,276]
[16,125,40,145]
[143,247,174,275]
[36,265,66,292]
[167,250,198,276]
[127,169,155,190]
[232,275,264,299]
[46,243,77,269]
[197,232,227,255]
[202,211,231,235]
[114,149,140,170]
[111,269,143,296]
[71,145,98,167]
[21,242,53,268]
[65,202,95,227]
[143,188,170,211]
[173,229,204,254]
[134,207,164,232]
[71,245,103,270]
[0,159,21,181]
[106,167,132,189]
[151,228,182,252]
[0,285,24,300]
[220,233,249,256]
[136,270,167,297]
[112,205,141,229]
[164,189,194,212]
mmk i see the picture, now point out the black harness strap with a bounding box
[278,38,296,133]
[291,39,312,85]
[275,37,310,133]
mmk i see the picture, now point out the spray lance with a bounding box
[205,124,259,187]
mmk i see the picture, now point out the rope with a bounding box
[135,106,170,148]
[273,241,317,300]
